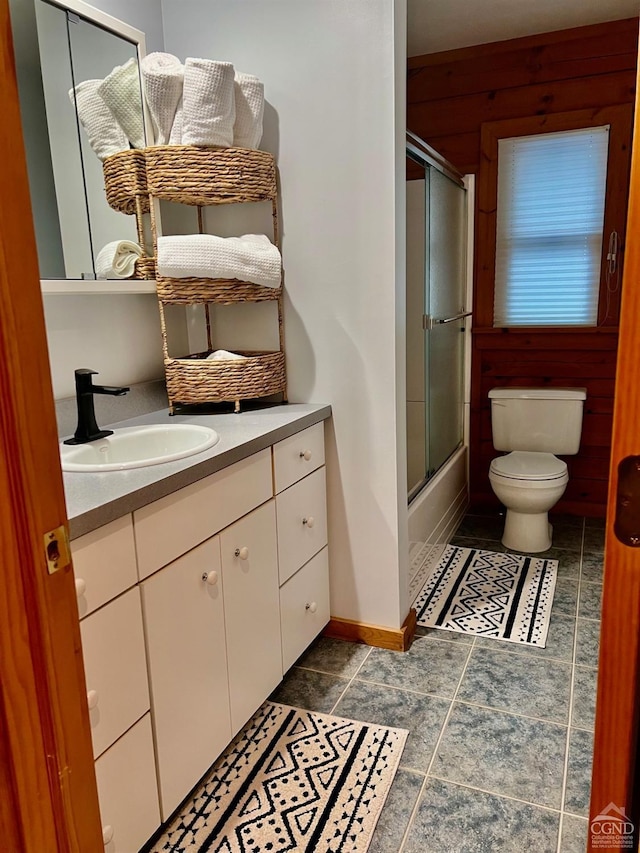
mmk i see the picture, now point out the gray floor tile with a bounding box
[564,728,595,817]
[551,523,585,552]
[356,637,470,699]
[269,667,349,714]
[402,778,560,853]
[295,636,371,678]
[433,702,567,808]
[333,680,450,773]
[583,527,605,554]
[560,815,588,853]
[550,548,582,580]
[450,536,505,552]
[575,619,601,667]
[584,517,606,530]
[475,615,576,663]
[579,583,602,621]
[571,666,598,731]
[414,624,474,643]
[456,514,505,541]
[368,768,424,853]
[554,578,579,617]
[549,514,585,528]
[458,647,572,723]
[581,553,604,585]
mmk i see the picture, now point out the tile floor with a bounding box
[270,512,604,853]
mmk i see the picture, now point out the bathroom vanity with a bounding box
[65,403,331,851]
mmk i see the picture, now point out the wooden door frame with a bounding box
[0,2,102,849]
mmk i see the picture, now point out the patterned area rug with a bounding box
[414,545,558,647]
[149,701,407,853]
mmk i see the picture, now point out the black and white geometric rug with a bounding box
[414,545,558,647]
[149,701,408,853]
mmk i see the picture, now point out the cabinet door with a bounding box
[94,714,160,853]
[80,588,150,759]
[220,501,281,734]
[141,537,232,820]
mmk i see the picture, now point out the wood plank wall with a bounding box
[408,19,638,516]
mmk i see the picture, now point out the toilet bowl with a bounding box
[489,451,568,552]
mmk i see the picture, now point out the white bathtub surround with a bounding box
[233,71,264,149]
[68,79,128,160]
[157,233,281,288]
[97,57,146,149]
[95,240,143,280]
[182,58,236,147]
[206,349,248,360]
[140,52,185,146]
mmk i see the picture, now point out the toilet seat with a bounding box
[489,451,568,482]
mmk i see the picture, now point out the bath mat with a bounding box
[148,701,408,853]
[414,545,558,647]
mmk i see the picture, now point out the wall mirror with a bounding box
[10,0,152,282]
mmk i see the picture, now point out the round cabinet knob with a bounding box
[102,825,114,845]
[75,578,86,597]
[87,689,99,710]
[202,571,218,586]
[305,602,318,613]
[235,546,249,560]
[300,449,312,461]
[302,516,315,528]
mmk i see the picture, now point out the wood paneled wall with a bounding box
[408,19,639,516]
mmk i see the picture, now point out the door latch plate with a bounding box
[44,525,71,574]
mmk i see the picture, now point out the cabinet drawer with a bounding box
[71,516,137,619]
[80,588,150,758]
[134,448,272,580]
[280,548,330,672]
[273,422,325,493]
[94,714,160,853]
[276,467,327,584]
[141,537,232,820]
[220,501,282,734]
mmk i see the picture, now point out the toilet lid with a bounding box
[490,451,568,481]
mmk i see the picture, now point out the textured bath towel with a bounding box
[233,71,264,149]
[69,80,128,161]
[141,52,184,146]
[97,57,145,148]
[157,233,281,288]
[95,240,143,279]
[206,349,248,360]
[169,94,183,145]
[182,58,235,147]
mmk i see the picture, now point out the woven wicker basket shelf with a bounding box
[156,275,280,304]
[145,145,277,205]
[103,149,150,215]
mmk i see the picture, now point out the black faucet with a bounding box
[63,368,130,445]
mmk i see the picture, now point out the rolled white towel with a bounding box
[182,58,235,147]
[69,80,128,161]
[157,233,281,289]
[233,71,264,149]
[97,58,145,148]
[140,52,184,146]
[206,350,248,361]
[169,95,183,145]
[95,240,143,279]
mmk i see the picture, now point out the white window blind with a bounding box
[493,126,609,326]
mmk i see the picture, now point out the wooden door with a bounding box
[0,0,102,849]
[588,40,640,853]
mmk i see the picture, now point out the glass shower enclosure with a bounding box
[406,133,468,502]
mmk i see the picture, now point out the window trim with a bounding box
[475,106,633,330]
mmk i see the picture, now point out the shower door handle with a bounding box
[423,311,472,330]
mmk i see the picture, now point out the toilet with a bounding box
[488,387,587,553]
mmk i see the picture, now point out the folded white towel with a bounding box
[169,95,183,145]
[157,233,281,288]
[97,58,145,148]
[233,71,264,149]
[95,240,143,279]
[182,58,235,147]
[69,80,128,161]
[206,350,248,361]
[140,52,184,146]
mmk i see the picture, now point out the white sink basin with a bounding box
[60,424,220,472]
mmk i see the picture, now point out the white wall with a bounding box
[161,0,409,628]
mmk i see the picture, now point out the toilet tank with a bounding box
[489,387,587,454]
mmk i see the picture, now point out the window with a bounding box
[493,126,609,327]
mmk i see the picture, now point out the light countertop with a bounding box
[64,403,331,539]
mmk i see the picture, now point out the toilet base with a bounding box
[502,509,552,553]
